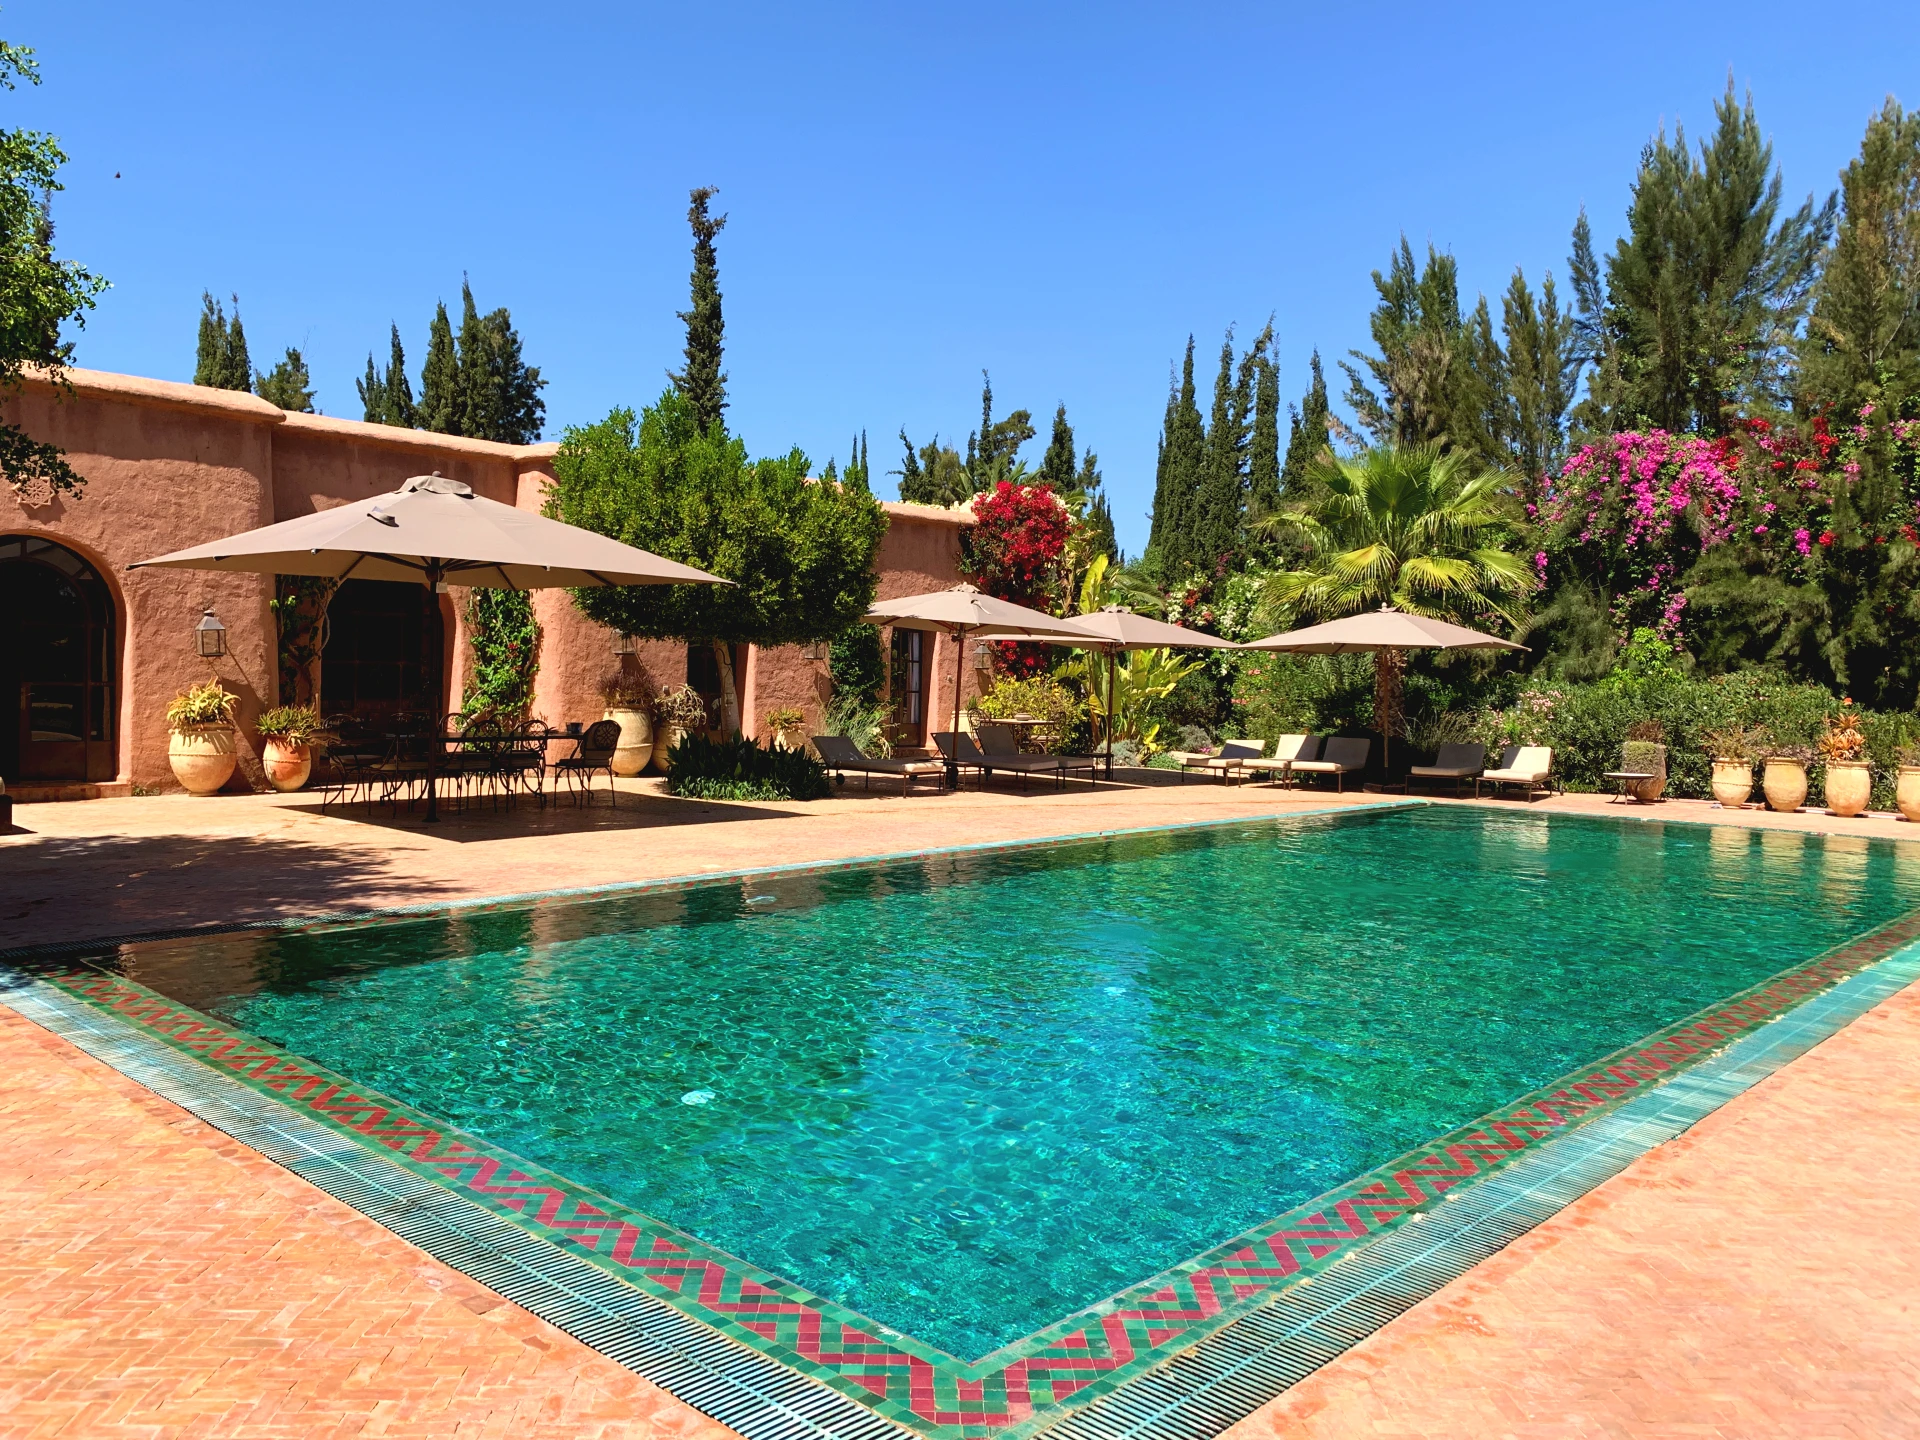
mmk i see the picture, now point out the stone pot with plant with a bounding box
[599,673,655,776]
[1762,744,1813,814]
[651,684,709,774]
[1897,742,1920,824]
[1819,702,1872,818]
[166,679,240,795]
[765,706,807,752]
[1620,719,1668,802]
[1703,725,1767,809]
[255,705,327,792]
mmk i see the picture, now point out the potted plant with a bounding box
[1619,719,1668,802]
[1898,742,1920,823]
[600,673,655,777]
[765,706,807,752]
[1762,743,1813,814]
[1702,725,1767,809]
[165,678,240,795]
[255,705,327,792]
[1819,702,1873,818]
[651,684,709,774]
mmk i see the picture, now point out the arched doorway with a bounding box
[321,578,444,725]
[0,535,117,784]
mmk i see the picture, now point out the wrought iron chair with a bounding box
[550,719,621,806]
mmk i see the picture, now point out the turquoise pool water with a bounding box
[118,808,1920,1360]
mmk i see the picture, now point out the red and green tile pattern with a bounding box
[40,905,1920,1440]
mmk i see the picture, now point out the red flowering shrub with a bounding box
[961,482,1071,677]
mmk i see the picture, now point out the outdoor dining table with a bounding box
[384,728,556,823]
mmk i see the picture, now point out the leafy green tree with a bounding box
[829,621,886,704]
[548,388,887,733]
[1580,81,1834,434]
[418,301,458,433]
[255,346,315,412]
[0,36,105,498]
[894,429,970,505]
[357,323,416,426]
[193,292,251,391]
[1147,337,1203,569]
[1280,349,1332,499]
[1802,99,1920,412]
[669,185,727,434]
[1258,443,1530,626]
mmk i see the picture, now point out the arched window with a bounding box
[0,535,117,783]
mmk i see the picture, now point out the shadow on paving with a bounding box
[0,830,473,954]
[277,789,808,842]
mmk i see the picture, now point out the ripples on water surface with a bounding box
[120,808,1920,1359]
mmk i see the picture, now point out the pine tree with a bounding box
[454,279,488,438]
[966,370,1034,488]
[1280,350,1331,498]
[1501,269,1581,476]
[1803,99,1920,411]
[1593,81,1834,433]
[255,346,315,412]
[383,323,415,428]
[418,300,458,434]
[894,428,970,505]
[843,431,870,491]
[669,185,727,434]
[1080,452,1117,563]
[193,292,251,391]
[356,353,387,423]
[444,282,545,444]
[1340,239,1481,453]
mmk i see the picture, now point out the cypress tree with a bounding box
[357,353,386,422]
[193,292,251,391]
[1037,403,1076,490]
[454,279,488,439]
[1501,269,1580,477]
[966,370,1034,488]
[418,300,459,434]
[1148,338,1204,574]
[669,185,728,434]
[384,323,416,428]
[1080,452,1117,563]
[1248,347,1281,520]
[1192,331,1251,571]
[844,431,870,491]
[1280,350,1331,498]
[255,346,315,412]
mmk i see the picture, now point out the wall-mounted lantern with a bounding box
[971,639,995,662]
[195,607,227,659]
[800,640,829,661]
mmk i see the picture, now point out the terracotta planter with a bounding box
[1897,766,1920,823]
[651,724,688,774]
[1762,758,1809,813]
[1710,760,1754,808]
[1621,743,1667,802]
[605,707,654,777]
[1824,760,1872,818]
[168,724,238,796]
[771,728,805,753]
[261,739,312,792]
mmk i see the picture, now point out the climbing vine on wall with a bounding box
[461,589,541,723]
[270,575,336,708]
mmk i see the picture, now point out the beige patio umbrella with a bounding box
[861,584,1093,788]
[133,471,729,820]
[995,606,1241,776]
[1241,606,1525,778]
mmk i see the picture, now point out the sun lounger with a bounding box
[812,735,946,793]
[1179,739,1264,784]
[1288,736,1371,791]
[1408,741,1487,796]
[975,724,1102,788]
[1476,744,1554,801]
[1240,734,1319,786]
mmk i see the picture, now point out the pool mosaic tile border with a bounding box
[18,895,1920,1440]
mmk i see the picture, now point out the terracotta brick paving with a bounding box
[4,778,1920,1437]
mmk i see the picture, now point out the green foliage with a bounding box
[1802,99,1920,413]
[1148,336,1205,569]
[1279,350,1333,503]
[653,682,710,728]
[829,622,886,704]
[0,35,105,500]
[255,347,315,412]
[820,691,890,757]
[670,186,728,434]
[269,575,335,706]
[418,301,458,434]
[1580,81,1834,434]
[1247,340,1281,521]
[165,678,237,729]
[255,705,324,745]
[972,673,1084,752]
[549,390,887,650]
[358,323,416,426]
[1067,645,1201,744]
[194,292,250,391]
[1258,443,1531,626]
[665,732,830,801]
[460,589,540,723]
[453,279,545,443]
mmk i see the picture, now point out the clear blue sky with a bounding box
[15,2,1918,554]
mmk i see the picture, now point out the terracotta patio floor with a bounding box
[3,778,1919,1437]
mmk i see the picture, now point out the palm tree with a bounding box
[1256,443,1530,758]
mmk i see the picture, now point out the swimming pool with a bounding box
[30,806,1920,1437]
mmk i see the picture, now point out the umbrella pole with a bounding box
[948,625,965,792]
[1106,646,1115,779]
[424,562,446,824]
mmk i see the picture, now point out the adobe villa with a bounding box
[0,365,972,799]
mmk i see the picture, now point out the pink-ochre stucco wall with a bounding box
[1,368,973,791]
